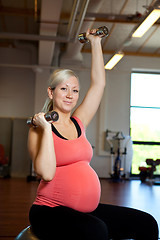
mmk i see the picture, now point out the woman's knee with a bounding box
[134,211,159,239]
[96,219,108,240]
[144,212,159,238]
[82,217,108,240]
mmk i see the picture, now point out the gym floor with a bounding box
[0,177,159,239]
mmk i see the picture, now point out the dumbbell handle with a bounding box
[27,111,59,126]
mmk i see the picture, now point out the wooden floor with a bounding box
[0,177,160,239]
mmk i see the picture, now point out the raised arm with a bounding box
[73,28,106,128]
[27,113,56,182]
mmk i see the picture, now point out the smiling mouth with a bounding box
[64,101,72,104]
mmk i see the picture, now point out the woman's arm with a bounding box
[73,28,106,128]
[27,113,56,181]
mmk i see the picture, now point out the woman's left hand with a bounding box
[85,28,102,44]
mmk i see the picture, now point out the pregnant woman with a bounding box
[28,28,158,240]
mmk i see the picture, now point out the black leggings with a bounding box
[29,203,159,240]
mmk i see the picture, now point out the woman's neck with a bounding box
[53,109,72,125]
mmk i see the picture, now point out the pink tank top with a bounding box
[33,116,101,212]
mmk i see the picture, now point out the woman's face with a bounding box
[52,76,80,113]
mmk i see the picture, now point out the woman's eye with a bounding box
[61,87,67,91]
[73,89,79,93]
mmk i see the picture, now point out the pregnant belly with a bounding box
[35,161,101,212]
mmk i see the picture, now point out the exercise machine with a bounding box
[106,130,132,181]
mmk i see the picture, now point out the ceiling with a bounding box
[0,0,160,69]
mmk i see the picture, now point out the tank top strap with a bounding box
[51,116,82,140]
[71,116,85,134]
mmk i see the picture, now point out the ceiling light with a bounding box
[104,52,124,70]
[132,8,160,38]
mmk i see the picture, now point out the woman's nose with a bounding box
[66,90,73,98]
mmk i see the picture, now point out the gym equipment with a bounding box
[78,26,109,43]
[15,226,39,240]
[0,144,10,178]
[112,131,125,181]
[139,158,160,184]
[106,130,131,181]
[27,111,59,127]
[0,144,8,165]
[15,225,132,239]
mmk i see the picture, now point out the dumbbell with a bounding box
[27,111,59,127]
[78,26,109,44]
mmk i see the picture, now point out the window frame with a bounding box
[130,71,160,176]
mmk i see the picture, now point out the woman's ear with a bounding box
[48,87,53,99]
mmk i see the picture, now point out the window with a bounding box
[130,72,160,175]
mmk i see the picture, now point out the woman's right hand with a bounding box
[32,112,51,130]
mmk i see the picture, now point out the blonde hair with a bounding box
[41,69,79,113]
